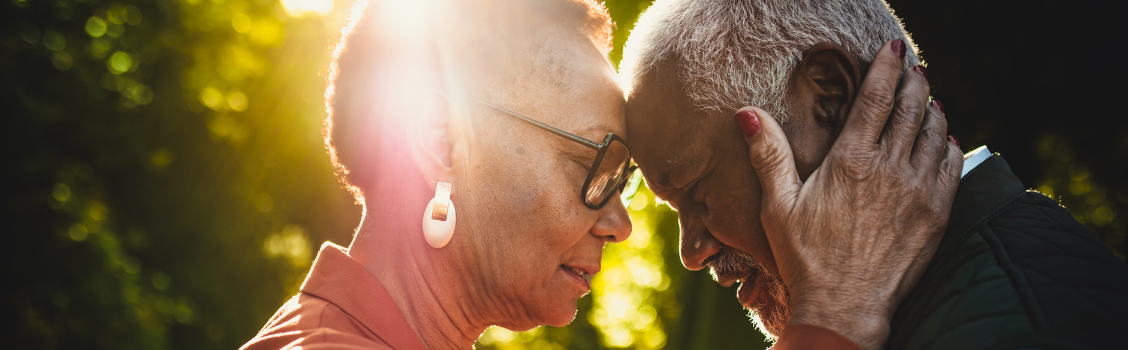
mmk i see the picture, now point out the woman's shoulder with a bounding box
[240,293,392,350]
[241,326,392,350]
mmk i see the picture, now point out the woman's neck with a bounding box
[348,211,492,350]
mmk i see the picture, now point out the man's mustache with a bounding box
[707,249,762,282]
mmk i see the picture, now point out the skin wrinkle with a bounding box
[666,159,701,189]
[325,1,631,349]
[622,0,932,341]
[620,0,918,119]
[480,1,627,329]
[364,226,491,348]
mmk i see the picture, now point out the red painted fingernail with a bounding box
[913,65,928,78]
[891,39,906,59]
[931,100,944,113]
[947,135,960,147]
[735,110,761,138]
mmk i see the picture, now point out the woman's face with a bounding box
[452,29,632,329]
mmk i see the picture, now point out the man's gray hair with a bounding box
[619,0,920,122]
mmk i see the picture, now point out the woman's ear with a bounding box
[409,92,455,186]
[794,42,862,134]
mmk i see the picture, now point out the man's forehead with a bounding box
[625,63,715,188]
[630,117,710,198]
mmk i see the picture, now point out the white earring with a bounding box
[422,182,456,248]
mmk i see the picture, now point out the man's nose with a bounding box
[591,195,632,243]
[679,216,722,271]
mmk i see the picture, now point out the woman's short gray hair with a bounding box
[619,0,920,122]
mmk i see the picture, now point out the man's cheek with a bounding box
[714,214,757,249]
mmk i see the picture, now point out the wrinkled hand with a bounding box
[738,40,962,350]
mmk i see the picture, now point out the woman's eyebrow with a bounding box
[569,123,615,142]
[558,143,598,166]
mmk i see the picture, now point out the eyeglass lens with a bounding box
[585,139,631,205]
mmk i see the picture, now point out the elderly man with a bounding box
[621,0,1128,349]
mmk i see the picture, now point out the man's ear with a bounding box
[795,42,862,134]
[408,92,455,186]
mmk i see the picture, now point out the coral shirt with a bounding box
[242,243,858,350]
[240,243,425,350]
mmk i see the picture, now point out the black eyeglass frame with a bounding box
[475,100,638,209]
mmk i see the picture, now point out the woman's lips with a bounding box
[561,265,592,293]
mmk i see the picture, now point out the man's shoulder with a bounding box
[981,192,1128,313]
[977,192,1128,342]
[887,192,1128,350]
[241,293,386,350]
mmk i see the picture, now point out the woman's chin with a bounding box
[534,299,581,328]
[546,307,580,327]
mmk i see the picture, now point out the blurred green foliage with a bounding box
[4,0,1124,349]
[4,0,358,347]
[1032,136,1127,262]
[3,0,767,348]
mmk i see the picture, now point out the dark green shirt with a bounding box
[886,155,1128,349]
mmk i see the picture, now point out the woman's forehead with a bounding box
[518,68,625,139]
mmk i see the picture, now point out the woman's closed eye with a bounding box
[571,158,592,173]
[560,152,595,183]
[561,148,597,174]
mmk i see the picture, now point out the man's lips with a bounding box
[715,267,763,309]
[736,271,764,309]
[713,265,757,288]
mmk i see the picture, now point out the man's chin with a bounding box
[742,274,791,341]
[748,300,787,341]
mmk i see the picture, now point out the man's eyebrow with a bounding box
[667,157,692,168]
[665,156,704,188]
[644,156,695,201]
[637,163,672,196]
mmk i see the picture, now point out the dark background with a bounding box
[4,0,1125,349]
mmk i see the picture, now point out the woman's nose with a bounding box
[591,195,633,243]
[679,217,722,271]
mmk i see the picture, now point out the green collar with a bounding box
[941,154,1028,253]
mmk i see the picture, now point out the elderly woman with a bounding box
[241,0,633,349]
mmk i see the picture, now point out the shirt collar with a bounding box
[300,243,426,350]
[961,145,992,179]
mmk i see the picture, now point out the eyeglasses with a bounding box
[476,100,638,209]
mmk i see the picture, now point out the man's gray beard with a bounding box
[747,266,790,342]
[710,251,792,341]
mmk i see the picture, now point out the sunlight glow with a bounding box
[365,0,437,136]
[281,0,333,17]
[376,0,428,38]
[589,191,671,349]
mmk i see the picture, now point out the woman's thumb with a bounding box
[734,107,802,215]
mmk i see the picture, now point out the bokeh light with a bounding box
[1035,135,1126,261]
[281,0,333,17]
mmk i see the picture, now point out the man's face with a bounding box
[626,58,838,337]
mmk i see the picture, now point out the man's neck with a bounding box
[347,209,490,350]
